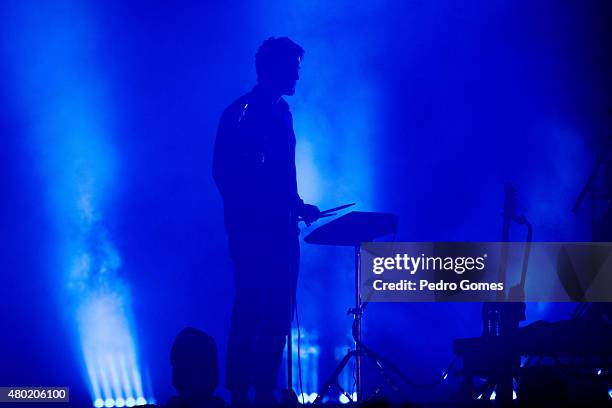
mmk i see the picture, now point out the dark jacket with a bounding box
[212,87,303,237]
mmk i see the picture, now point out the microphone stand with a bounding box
[572,138,611,240]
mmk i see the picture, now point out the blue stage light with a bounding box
[93,396,144,408]
[488,390,517,400]
[285,328,320,401]
[1,3,155,407]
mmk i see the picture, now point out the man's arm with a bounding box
[287,118,320,224]
[212,108,243,204]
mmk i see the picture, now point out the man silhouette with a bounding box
[212,37,319,405]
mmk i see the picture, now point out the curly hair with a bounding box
[255,37,304,83]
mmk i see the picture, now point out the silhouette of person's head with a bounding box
[255,37,304,96]
[170,327,218,398]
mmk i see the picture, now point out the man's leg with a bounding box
[226,290,261,403]
[252,326,287,404]
[252,236,300,403]
[226,236,265,404]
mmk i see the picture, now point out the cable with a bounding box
[359,342,461,389]
[294,292,305,403]
[394,352,460,388]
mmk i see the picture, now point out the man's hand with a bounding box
[299,203,321,226]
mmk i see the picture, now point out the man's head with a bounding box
[255,37,304,96]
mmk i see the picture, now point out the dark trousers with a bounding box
[225,232,299,396]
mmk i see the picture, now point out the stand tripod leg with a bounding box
[313,350,357,404]
[354,246,362,401]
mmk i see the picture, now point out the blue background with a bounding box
[1,0,610,405]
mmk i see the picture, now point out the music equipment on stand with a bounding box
[455,184,612,403]
[304,211,399,404]
[473,184,531,402]
[453,319,612,402]
[285,203,356,403]
[483,184,530,336]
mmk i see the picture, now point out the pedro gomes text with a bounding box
[371,253,504,292]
